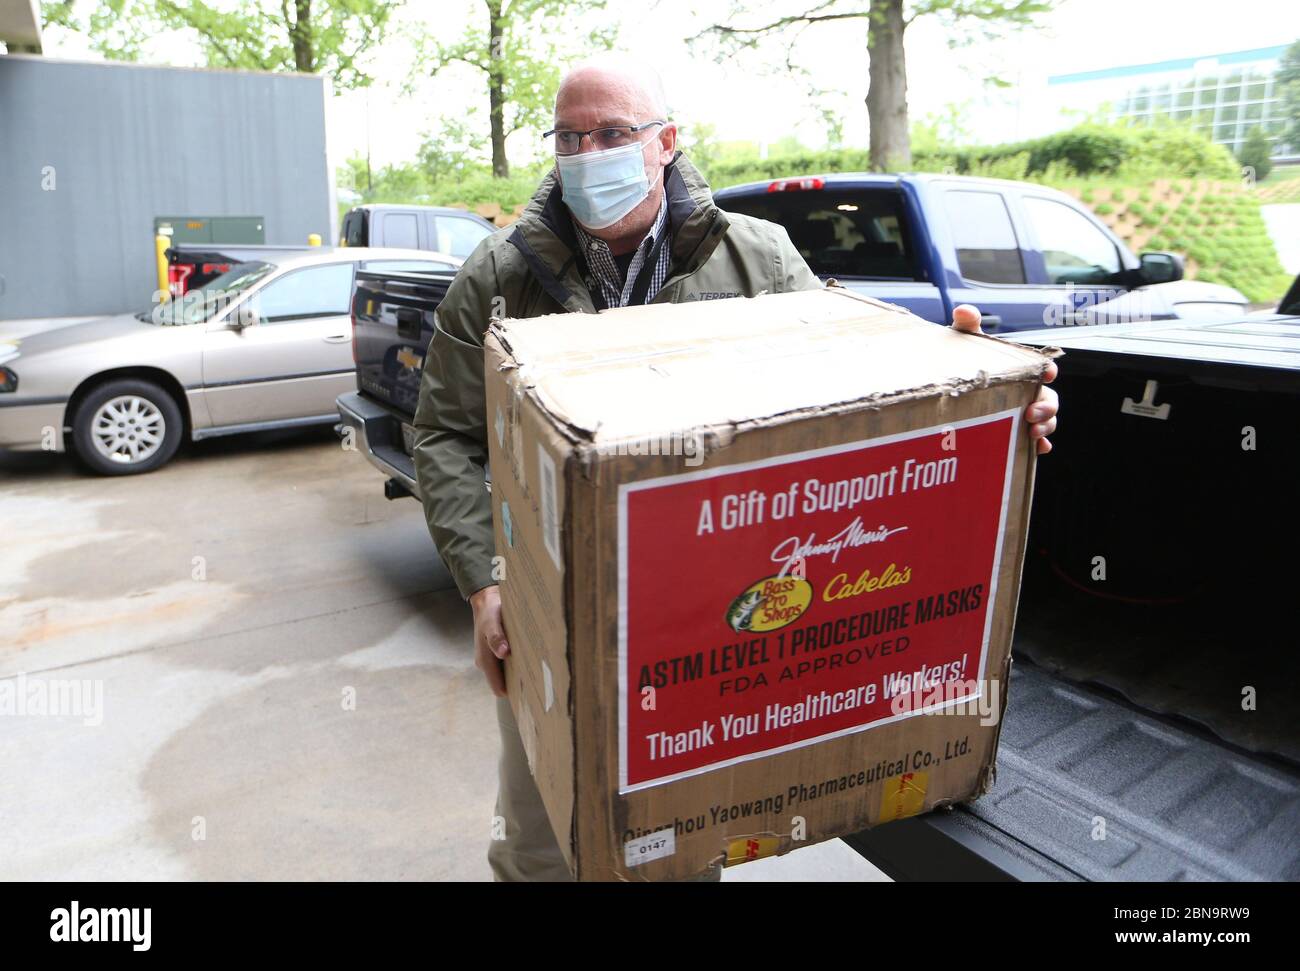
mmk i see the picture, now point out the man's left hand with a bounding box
[951,304,1058,455]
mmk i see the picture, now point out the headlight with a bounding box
[0,366,17,393]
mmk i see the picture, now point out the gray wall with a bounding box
[0,55,333,319]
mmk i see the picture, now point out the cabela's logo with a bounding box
[724,575,813,632]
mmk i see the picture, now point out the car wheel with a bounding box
[71,379,183,475]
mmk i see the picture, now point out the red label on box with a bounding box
[617,410,1020,792]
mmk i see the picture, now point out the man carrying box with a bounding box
[411,54,1059,881]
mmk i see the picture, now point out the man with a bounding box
[411,56,1059,882]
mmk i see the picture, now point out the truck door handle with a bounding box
[324,334,350,343]
[980,315,1002,332]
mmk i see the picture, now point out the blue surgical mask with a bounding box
[556,142,659,230]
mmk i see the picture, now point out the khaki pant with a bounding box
[488,696,721,882]
[488,695,575,882]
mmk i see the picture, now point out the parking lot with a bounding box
[1,428,498,880]
[1,430,884,881]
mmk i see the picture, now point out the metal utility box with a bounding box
[154,216,266,245]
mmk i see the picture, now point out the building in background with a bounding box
[1043,46,1295,162]
[0,54,334,320]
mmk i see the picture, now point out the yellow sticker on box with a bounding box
[725,836,781,867]
[879,770,928,822]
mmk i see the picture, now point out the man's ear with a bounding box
[658,123,677,163]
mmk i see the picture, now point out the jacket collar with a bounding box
[507,151,730,312]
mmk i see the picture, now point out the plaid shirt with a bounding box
[571,193,671,308]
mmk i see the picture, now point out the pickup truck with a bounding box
[339,204,497,260]
[847,277,1299,880]
[337,268,456,499]
[338,260,1299,881]
[714,173,1249,333]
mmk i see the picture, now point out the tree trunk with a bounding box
[866,0,910,170]
[486,0,509,178]
[291,0,314,72]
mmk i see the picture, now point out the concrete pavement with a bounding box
[0,429,884,881]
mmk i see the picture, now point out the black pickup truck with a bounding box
[337,268,457,500]
[338,267,1300,881]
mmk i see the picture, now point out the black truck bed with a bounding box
[848,661,1300,881]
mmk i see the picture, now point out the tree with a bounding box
[1237,126,1274,182]
[40,0,398,90]
[1277,39,1300,156]
[698,0,1057,170]
[413,0,616,178]
[418,113,491,183]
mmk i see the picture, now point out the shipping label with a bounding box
[617,409,1020,792]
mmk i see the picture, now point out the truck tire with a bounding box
[70,378,183,476]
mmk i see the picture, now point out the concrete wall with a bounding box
[0,55,333,319]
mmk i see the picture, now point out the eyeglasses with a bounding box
[542,121,666,156]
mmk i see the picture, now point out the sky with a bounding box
[34,0,1300,177]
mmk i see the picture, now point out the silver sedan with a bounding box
[0,247,460,474]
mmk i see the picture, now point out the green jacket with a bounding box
[412,152,822,598]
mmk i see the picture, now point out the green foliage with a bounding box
[695,0,1060,168]
[337,151,549,211]
[411,0,615,176]
[43,0,399,89]
[1237,126,1274,182]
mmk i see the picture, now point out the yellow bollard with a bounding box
[155,235,170,303]
[307,233,322,247]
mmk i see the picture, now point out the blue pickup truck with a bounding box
[714,173,1248,332]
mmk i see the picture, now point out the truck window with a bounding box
[1023,196,1122,285]
[435,216,493,259]
[381,212,419,250]
[718,189,917,280]
[342,211,365,247]
[943,190,1026,285]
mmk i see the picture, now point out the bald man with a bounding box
[410,56,1058,882]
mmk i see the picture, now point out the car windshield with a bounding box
[143,261,276,325]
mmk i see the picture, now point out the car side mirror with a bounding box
[227,305,262,332]
[1139,251,1184,285]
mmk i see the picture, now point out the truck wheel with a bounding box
[71,378,183,475]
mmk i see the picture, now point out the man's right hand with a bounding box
[470,585,510,697]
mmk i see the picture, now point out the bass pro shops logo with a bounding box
[724,575,813,632]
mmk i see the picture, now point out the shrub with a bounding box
[1237,127,1274,182]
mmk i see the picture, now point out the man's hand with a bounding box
[469,585,510,697]
[951,304,1059,455]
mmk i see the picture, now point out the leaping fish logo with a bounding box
[725,589,767,632]
[723,575,814,633]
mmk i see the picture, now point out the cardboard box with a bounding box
[485,286,1056,881]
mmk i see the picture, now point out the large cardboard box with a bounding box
[485,286,1056,881]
